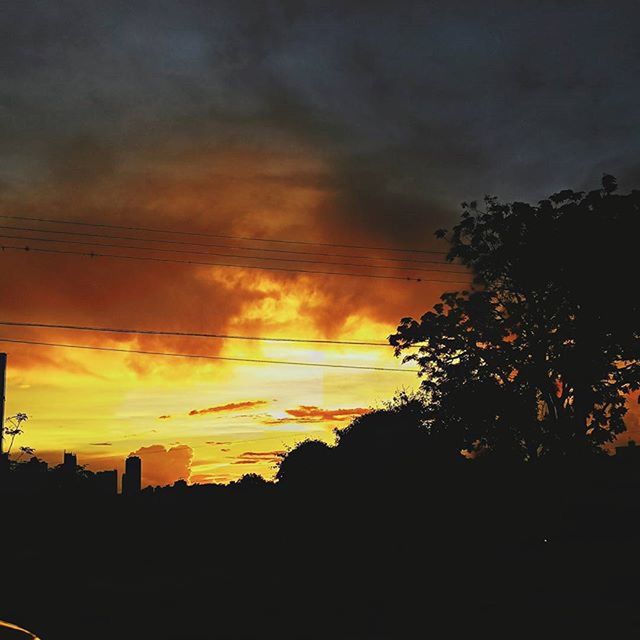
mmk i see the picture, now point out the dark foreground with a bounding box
[3,462,640,639]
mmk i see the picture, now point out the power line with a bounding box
[0,321,392,347]
[0,337,419,373]
[0,244,420,282]
[0,223,459,267]
[0,244,472,284]
[0,214,449,255]
[0,232,466,276]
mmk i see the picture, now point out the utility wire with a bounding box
[0,223,459,267]
[0,337,419,373]
[0,214,448,255]
[0,244,471,284]
[0,232,466,275]
[0,321,392,347]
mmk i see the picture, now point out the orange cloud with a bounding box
[0,143,452,378]
[190,458,220,467]
[129,444,193,487]
[189,400,269,416]
[261,405,370,425]
[233,450,285,465]
[190,473,219,484]
[0,145,449,483]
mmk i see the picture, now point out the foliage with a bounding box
[334,391,460,466]
[3,413,29,454]
[275,393,464,485]
[275,439,334,485]
[391,176,640,460]
[232,473,270,489]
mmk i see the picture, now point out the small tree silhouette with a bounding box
[275,439,335,486]
[3,413,29,455]
[16,445,36,462]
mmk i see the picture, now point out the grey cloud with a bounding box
[2,0,640,239]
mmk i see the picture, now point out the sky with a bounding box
[1,0,639,485]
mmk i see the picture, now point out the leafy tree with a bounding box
[390,176,640,460]
[275,393,464,488]
[275,438,338,487]
[335,392,461,473]
[49,461,94,482]
[233,473,270,489]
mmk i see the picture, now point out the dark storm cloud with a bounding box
[3,0,640,234]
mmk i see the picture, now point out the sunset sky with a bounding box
[2,1,640,486]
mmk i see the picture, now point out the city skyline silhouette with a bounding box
[2,1,640,638]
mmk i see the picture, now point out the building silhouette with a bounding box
[95,469,118,495]
[122,456,142,495]
[63,452,77,473]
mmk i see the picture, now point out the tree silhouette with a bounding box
[334,392,462,476]
[275,439,335,486]
[275,393,464,487]
[3,413,29,455]
[390,176,640,460]
[16,446,36,462]
[232,473,270,490]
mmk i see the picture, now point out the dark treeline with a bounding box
[2,176,640,639]
[4,441,640,639]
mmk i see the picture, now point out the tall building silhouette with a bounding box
[95,469,118,495]
[122,455,142,495]
[63,451,77,473]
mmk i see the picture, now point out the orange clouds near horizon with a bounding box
[261,405,370,425]
[188,400,270,416]
[129,444,193,487]
[233,450,286,466]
